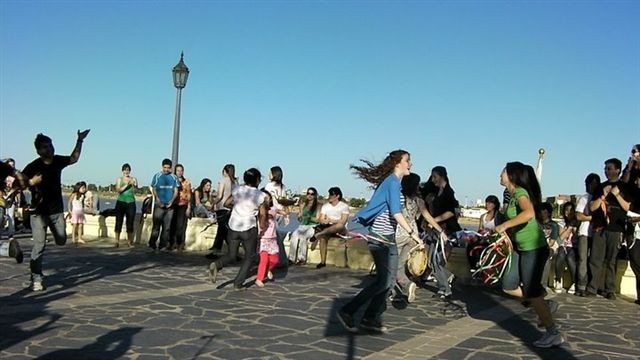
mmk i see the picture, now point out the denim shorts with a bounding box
[502,245,550,299]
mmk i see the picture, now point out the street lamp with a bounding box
[171,52,189,167]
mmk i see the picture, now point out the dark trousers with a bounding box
[170,204,188,247]
[212,209,230,251]
[576,235,591,291]
[555,246,576,284]
[214,227,258,288]
[149,205,174,249]
[114,200,136,233]
[342,237,398,321]
[628,236,640,301]
[587,230,622,294]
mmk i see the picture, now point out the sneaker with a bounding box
[316,263,326,269]
[407,282,417,303]
[360,318,389,333]
[567,285,575,295]
[337,310,357,333]
[553,281,563,294]
[605,292,616,300]
[267,271,274,280]
[31,275,45,292]
[574,289,585,297]
[255,279,264,288]
[208,263,218,284]
[8,238,23,264]
[533,329,565,348]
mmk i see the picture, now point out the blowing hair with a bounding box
[350,149,409,186]
[223,164,238,185]
[401,173,421,198]
[505,161,542,211]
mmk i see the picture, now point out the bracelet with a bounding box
[408,230,414,235]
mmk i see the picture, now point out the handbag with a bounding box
[406,243,429,277]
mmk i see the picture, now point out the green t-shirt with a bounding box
[505,187,546,251]
[300,207,319,226]
[117,177,136,203]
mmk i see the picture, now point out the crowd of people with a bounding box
[1,132,639,348]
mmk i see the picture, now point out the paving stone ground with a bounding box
[1,235,638,359]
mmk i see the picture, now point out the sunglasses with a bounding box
[307,192,316,196]
[632,149,639,154]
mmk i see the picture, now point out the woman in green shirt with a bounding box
[287,187,320,265]
[495,161,564,348]
[114,163,138,247]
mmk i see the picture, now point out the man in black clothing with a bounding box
[22,130,90,291]
[586,158,631,300]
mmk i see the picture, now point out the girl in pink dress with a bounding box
[256,190,279,287]
[68,181,87,245]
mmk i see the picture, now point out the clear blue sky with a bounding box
[1,1,638,204]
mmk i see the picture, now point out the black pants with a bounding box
[555,246,576,284]
[628,237,640,301]
[114,200,136,233]
[149,205,173,249]
[214,227,258,288]
[170,204,188,247]
[587,230,622,294]
[212,209,230,251]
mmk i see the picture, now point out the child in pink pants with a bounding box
[256,191,279,287]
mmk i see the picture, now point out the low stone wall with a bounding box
[70,215,637,299]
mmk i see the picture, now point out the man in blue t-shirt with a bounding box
[149,158,179,251]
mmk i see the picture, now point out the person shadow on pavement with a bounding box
[37,327,142,360]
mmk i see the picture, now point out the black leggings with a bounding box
[115,201,136,233]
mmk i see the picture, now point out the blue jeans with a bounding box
[342,236,398,321]
[30,213,67,275]
[148,205,174,249]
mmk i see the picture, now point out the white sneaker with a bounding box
[407,282,417,303]
[267,271,274,280]
[567,284,575,295]
[553,281,563,294]
[31,275,45,292]
[533,329,564,348]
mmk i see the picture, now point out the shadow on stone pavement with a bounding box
[37,327,142,360]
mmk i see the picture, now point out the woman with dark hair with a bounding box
[170,164,191,251]
[208,168,266,290]
[114,163,138,247]
[427,165,461,299]
[395,173,444,303]
[622,144,640,184]
[479,195,501,234]
[288,187,320,265]
[265,166,286,211]
[555,201,578,294]
[209,164,238,256]
[194,178,214,219]
[495,161,564,348]
[336,150,434,334]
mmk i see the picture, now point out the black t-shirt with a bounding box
[22,155,71,215]
[591,180,631,232]
[430,185,462,236]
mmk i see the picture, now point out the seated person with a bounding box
[83,189,100,215]
[193,178,215,218]
[310,187,349,269]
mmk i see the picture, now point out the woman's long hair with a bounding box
[197,178,212,194]
[223,164,237,185]
[350,149,409,186]
[505,161,542,211]
[72,181,86,200]
[401,173,421,198]
[304,187,319,214]
[270,166,284,187]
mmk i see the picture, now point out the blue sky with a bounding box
[1,1,638,204]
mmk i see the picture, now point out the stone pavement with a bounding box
[0,236,638,360]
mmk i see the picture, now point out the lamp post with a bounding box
[171,52,189,167]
